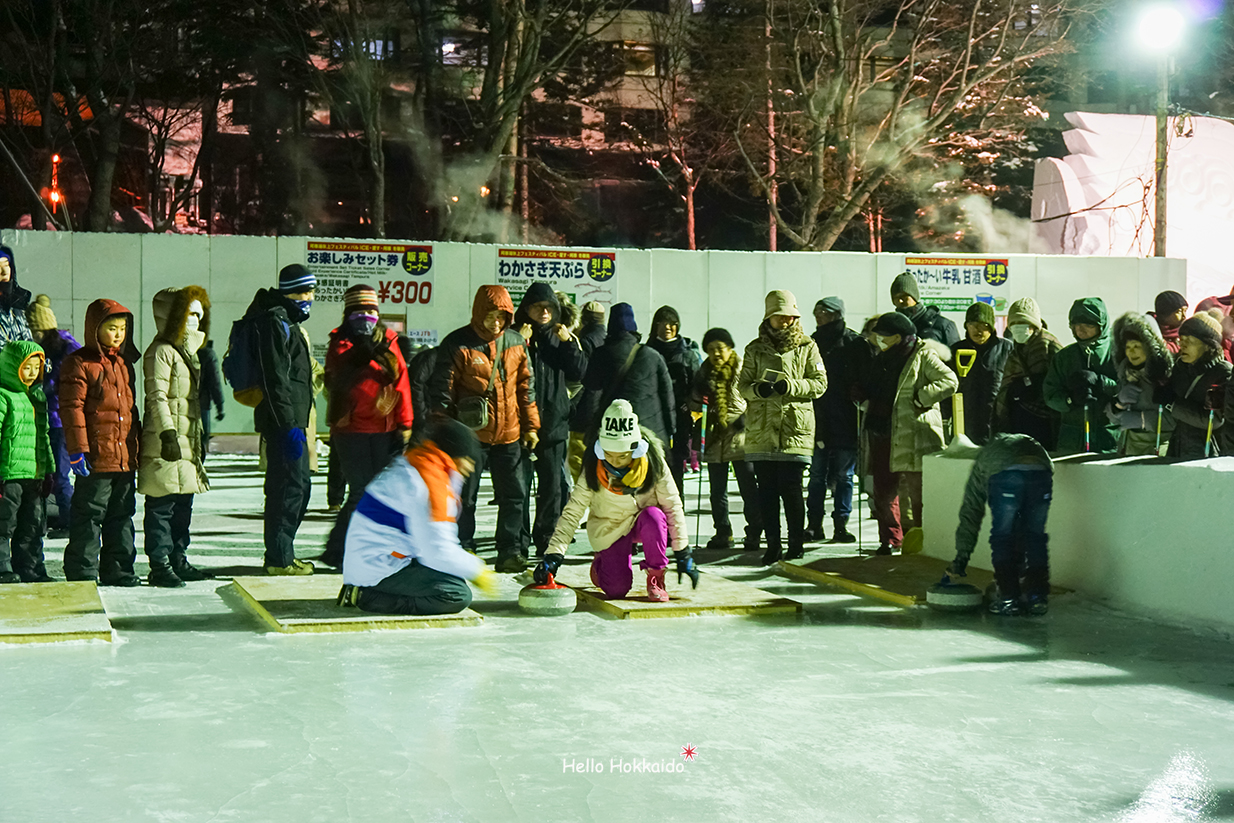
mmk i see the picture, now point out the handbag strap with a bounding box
[598,343,640,414]
[484,333,508,394]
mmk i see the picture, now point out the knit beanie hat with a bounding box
[1006,297,1042,328]
[426,417,482,467]
[763,289,801,320]
[278,263,316,293]
[873,311,915,338]
[1179,311,1224,353]
[890,272,920,303]
[702,327,735,350]
[582,301,605,326]
[597,399,644,453]
[26,294,56,333]
[608,302,637,335]
[817,296,845,316]
[343,284,379,313]
[652,305,680,327]
[1154,290,1188,317]
[965,301,996,328]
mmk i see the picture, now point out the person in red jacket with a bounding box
[319,285,413,567]
[59,299,142,585]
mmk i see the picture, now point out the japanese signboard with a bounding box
[306,241,434,306]
[496,247,618,308]
[405,329,437,347]
[902,257,1011,313]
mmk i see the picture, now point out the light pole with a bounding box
[1138,5,1186,258]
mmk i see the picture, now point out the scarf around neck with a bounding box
[708,352,737,428]
[760,320,808,353]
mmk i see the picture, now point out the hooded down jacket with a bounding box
[0,340,54,481]
[138,287,210,497]
[1043,297,1120,454]
[737,323,828,458]
[545,427,687,557]
[0,244,33,349]
[886,339,959,472]
[430,285,540,446]
[1107,312,1175,455]
[59,299,141,473]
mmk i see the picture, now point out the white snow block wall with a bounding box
[923,452,1234,632]
[0,229,1184,434]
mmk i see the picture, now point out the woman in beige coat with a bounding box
[137,286,211,587]
[737,290,828,564]
[857,312,957,555]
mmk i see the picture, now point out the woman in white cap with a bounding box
[738,290,827,564]
[534,399,694,602]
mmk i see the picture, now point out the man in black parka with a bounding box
[515,283,588,555]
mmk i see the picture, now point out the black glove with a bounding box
[216,409,225,422]
[675,549,699,589]
[160,430,182,462]
[754,381,775,398]
[533,553,564,584]
[772,379,789,396]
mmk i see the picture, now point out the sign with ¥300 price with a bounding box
[306,241,434,306]
[903,257,1010,313]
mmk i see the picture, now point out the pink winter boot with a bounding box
[645,568,669,602]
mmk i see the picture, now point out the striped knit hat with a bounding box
[278,263,316,293]
[343,284,379,313]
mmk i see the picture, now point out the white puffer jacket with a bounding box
[137,286,209,497]
[546,429,687,556]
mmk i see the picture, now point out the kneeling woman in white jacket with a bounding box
[534,400,696,601]
[339,417,497,614]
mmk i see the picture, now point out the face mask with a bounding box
[1009,324,1034,344]
[874,335,891,352]
[349,312,378,336]
[294,299,312,318]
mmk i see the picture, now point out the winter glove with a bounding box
[283,428,307,462]
[1117,410,1146,430]
[675,549,700,589]
[41,474,53,498]
[533,553,564,585]
[754,381,775,398]
[216,409,225,422]
[1118,383,1142,407]
[159,430,182,462]
[69,453,91,478]
[471,568,500,597]
[772,379,789,396]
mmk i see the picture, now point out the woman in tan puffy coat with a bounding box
[737,290,828,564]
[137,286,210,587]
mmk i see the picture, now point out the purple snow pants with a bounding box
[589,506,669,598]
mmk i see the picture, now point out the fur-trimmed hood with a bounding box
[152,285,211,349]
[1112,312,1171,383]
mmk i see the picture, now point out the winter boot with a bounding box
[873,543,893,556]
[100,571,142,587]
[645,568,669,602]
[495,553,527,574]
[743,528,761,554]
[784,539,806,561]
[337,583,360,607]
[988,598,1023,616]
[0,570,20,584]
[705,527,734,550]
[147,562,185,589]
[802,522,825,543]
[761,538,783,566]
[828,517,857,544]
[171,556,209,582]
[266,559,314,576]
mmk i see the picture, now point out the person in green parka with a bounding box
[1042,297,1119,454]
[0,340,56,583]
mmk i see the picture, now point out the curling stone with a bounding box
[925,577,984,612]
[518,574,577,616]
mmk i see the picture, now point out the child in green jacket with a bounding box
[0,340,56,583]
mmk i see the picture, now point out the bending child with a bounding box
[338,417,497,615]
[945,433,1053,616]
[0,341,56,583]
[534,400,696,602]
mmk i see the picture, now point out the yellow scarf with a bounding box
[597,456,649,494]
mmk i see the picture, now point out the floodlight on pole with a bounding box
[1138,4,1185,257]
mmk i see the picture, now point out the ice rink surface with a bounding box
[3,456,1234,822]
